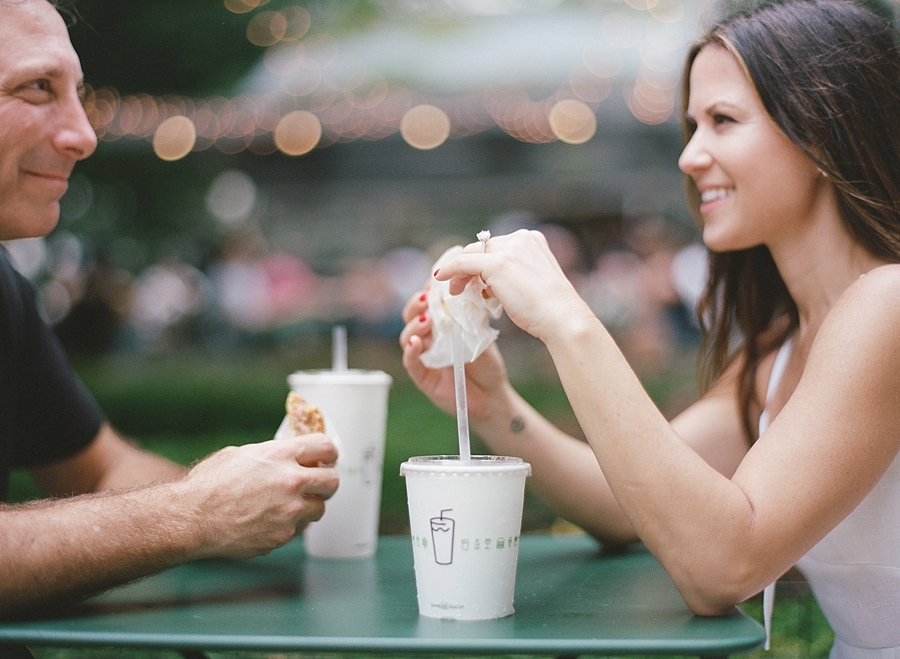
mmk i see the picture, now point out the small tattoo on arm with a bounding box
[510,415,525,433]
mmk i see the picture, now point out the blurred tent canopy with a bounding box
[54,0,706,275]
[73,0,702,148]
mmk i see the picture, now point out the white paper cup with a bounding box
[289,369,392,559]
[400,455,531,620]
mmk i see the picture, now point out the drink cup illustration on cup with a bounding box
[430,509,456,565]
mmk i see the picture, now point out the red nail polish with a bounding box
[419,314,427,323]
[419,292,427,302]
[433,269,440,277]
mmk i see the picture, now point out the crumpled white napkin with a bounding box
[420,245,503,368]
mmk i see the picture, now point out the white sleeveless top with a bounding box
[761,339,900,657]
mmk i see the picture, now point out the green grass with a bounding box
[8,339,834,657]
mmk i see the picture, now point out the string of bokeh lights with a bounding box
[81,0,686,162]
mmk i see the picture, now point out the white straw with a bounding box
[451,323,472,462]
[332,325,348,371]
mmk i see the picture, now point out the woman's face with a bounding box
[678,44,823,253]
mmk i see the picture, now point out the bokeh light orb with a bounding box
[247,11,287,47]
[400,104,451,150]
[280,6,311,41]
[224,0,269,13]
[548,99,597,145]
[274,110,322,156]
[153,115,197,161]
[206,169,257,226]
[650,0,685,23]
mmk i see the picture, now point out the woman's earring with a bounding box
[817,167,828,178]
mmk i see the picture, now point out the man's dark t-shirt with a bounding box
[0,246,103,500]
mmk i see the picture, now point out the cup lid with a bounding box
[288,369,393,386]
[400,455,531,476]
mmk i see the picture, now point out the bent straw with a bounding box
[451,323,472,462]
[332,325,348,371]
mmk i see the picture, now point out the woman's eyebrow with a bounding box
[704,100,741,116]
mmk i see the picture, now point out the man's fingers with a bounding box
[296,496,327,530]
[289,434,339,467]
[302,467,340,499]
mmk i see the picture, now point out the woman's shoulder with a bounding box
[840,263,900,313]
[819,263,900,354]
[857,262,900,284]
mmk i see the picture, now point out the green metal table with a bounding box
[0,534,765,658]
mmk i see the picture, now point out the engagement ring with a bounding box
[477,230,491,252]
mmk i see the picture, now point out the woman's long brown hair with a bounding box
[683,0,900,442]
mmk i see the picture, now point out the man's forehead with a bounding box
[0,0,79,74]
[0,0,67,42]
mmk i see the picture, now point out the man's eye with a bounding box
[17,79,53,102]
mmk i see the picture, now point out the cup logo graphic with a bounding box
[363,445,377,486]
[430,509,455,565]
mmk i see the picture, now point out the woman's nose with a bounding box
[678,131,713,176]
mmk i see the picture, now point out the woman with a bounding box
[399,0,900,655]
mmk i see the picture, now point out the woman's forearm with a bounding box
[471,381,639,545]
[542,310,758,612]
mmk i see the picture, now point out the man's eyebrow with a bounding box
[37,68,64,80]
[15,59,68,81]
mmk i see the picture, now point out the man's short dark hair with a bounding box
[0,0,80,26]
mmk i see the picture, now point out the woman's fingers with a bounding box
[399,307,430,351]
[401,290,429,323]
[432,229,582,342]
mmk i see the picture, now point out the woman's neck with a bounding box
[770,222,888,336]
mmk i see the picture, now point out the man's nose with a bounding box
[55,94,98,161]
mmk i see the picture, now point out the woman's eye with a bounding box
[713,113,734,125]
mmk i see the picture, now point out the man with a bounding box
[0,0,339,617]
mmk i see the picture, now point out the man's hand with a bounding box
[178,435,340,559]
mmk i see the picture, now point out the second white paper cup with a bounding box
[289,369,392,559]
[400,455,531,620]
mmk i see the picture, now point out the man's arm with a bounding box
[0,434,338,618]
[28,423,186,496]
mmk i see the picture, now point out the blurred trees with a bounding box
[68,0,259,96]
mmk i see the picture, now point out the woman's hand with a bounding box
[399,288,511,422]
[434,230,592,344]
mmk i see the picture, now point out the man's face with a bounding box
[0,0,97,241]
